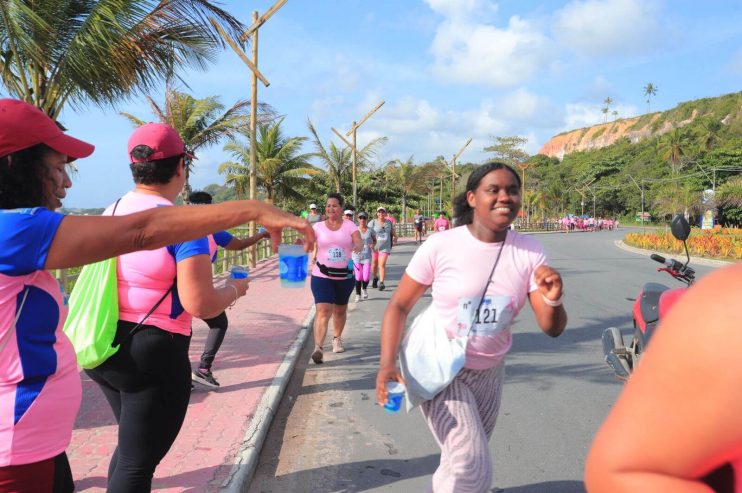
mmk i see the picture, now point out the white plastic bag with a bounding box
[399,303,467,411]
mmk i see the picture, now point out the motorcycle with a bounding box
[602,215,697,381]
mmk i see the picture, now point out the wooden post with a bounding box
[248,10,259,268]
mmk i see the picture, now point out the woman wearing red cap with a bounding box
[0,99,315,492]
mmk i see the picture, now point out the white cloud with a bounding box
[555,0,663,57]
[429,14,554,87]
[424,0,498,21]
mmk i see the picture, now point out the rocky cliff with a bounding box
[538,91,742,160]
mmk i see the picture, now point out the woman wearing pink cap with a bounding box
[0,99,314,492]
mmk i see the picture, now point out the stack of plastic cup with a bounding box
[278,244,308,288]
[230,265,249,279]
[383,381,406,414]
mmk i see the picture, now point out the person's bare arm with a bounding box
[45,201,315,269]
[351,230,363,253]
[527,265,567,337]
[224,231,270,251]
[585,264,742,493]
[176,254,249,319]
[375,273,428,406]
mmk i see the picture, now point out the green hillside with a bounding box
[528,91,742,226]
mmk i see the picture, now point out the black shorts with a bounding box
[414,222,423,232]
[310,275,355,305]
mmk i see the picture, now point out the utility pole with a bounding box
[450,138,472,210]
[343,100,385,208]
[211,0,285,267]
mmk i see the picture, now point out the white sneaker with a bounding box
[362,289,368,299]
[354,294,361,303]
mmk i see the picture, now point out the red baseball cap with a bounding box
[0,99,94,162]
[127,122,195,163]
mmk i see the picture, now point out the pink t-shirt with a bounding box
[312,220,358,279]
[405,226,546,369]
[103,192,209,336]
[0,208,81,466]
[434,217,450,232]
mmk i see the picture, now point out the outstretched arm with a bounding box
[45,201,315,269]
[224,231,270,251]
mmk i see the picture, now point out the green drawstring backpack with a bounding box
[63,199,121,369]
[63,255,120,369]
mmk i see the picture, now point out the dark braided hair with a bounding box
[453,161,521,226]
[129,145,182,185]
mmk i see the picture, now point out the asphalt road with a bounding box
[248,229,715,493]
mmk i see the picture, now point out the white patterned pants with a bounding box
[421,362,505,493]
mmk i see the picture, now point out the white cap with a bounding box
[377,206,386,212]
[309,203,317,209]
[344,209,353,215]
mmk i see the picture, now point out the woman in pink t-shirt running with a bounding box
[309,193,362,363]
[376,162,567,492]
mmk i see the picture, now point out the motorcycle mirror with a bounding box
[670,215,691,241]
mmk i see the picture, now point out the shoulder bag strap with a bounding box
[0,287,30,355]
[465,230,508,337]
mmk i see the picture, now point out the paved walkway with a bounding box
[67,254,315,492]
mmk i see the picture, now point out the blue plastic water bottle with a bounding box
[347,259,354,279]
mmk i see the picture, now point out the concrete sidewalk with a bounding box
[67,255,315,493]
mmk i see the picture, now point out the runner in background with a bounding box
[434,211,450,232]
[352,212,376,303]
[188,191,269,388]
[413,208,425,244]
[307,203,322,225]
[369,206,397,291]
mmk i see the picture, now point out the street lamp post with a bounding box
[628,174,645,232]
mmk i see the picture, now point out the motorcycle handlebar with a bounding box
[650,253,666,265]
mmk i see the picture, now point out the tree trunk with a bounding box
[401,195,407,223]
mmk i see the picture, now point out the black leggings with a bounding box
[354,280,369,295]
[85,321,191,493]
[198,311,229,370]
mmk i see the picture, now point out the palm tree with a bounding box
[121,87,274,200]
[699,119,723,152]
[612,110,619,121]
[658,128,689,176]
[384,157,437,222]
[643,83,658,113]
[218,118,318,203]
[0,1,243,119]
[716,176,742,208]
[306,118,387,194]
[601,106,609,123]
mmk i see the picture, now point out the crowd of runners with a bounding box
[2,98,740,493]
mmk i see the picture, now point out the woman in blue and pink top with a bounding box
[310,193,362,363]
[376,162,567,493]
[0,99,315,493]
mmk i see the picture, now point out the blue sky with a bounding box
[58,0,741,208]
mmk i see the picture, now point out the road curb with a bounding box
[614,240,735,268]
[220,305,317,493]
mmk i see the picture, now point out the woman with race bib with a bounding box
[310,193,362,363]
[369,206,396,291]
[375,162,567,493]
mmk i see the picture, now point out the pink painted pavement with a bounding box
[66,255,314,493]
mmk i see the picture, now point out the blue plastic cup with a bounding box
[383,381,406,413]
[278,244,308,288]
[230,265,249,279]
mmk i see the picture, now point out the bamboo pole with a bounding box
[248,10,259,268]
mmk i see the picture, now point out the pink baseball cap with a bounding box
[0,98,94,162]
[127,122,195,163]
